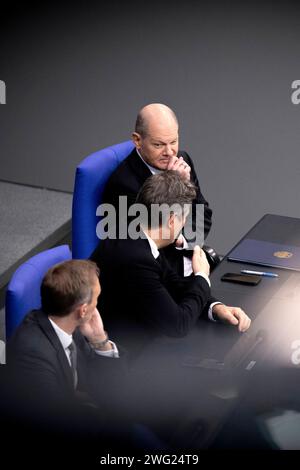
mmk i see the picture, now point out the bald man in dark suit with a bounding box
[102,103,213,275]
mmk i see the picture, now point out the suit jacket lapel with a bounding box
[36,310,74,390]
[127,149,152,186]
[127,148,186,186]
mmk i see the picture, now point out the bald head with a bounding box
[132,103,179,170]
[135,103,178,138]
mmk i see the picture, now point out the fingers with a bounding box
[176,158,190,174]
[193,245,206,258]
[167,155,178,170]
[232,307,251,332]
[167,156,191,175]
[192,245,200,267]
[192,245,210,276]
[92,308,101,320]
[226,311,239,326]
[168,157,184,171]
[172,156,185,170]
[214,305,251,332]
[193,244,201,255]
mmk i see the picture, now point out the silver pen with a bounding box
[241,269,278,278]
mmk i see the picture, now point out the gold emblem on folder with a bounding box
[273,251,293,259]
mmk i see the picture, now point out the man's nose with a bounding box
[164,145,174,156]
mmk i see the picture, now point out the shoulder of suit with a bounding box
[104,148,138,189]
[179,150,192,162]
[101,237,155,264]
[8,310,51,354]
[109,148,136,177]
[17,309,45,328]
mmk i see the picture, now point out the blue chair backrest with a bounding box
[72,140,134,259]
[5,245,72,339]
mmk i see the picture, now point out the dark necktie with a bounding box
[68,341,78,388]
[179,249,193,259]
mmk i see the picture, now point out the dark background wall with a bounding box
[1,0,300,254]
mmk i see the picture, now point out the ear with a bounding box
[132,132,142,149]
[168,213,176,230]
[78,303,88,320]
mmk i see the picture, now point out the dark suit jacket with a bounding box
[3,312,139,454]
[91,237,217,357]
[7,310,126,410]
[102,148,213,240]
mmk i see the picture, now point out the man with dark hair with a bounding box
[92,171,250,357]
[3,260,170,456]
[7,259,125,415]
[102,103,215,275]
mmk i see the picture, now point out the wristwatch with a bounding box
[89,331,110,349]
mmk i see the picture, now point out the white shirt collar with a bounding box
[136,148,162,175]
[142,230,160,259]
[49,317,73,350]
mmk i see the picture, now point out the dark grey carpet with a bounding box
[0,181,72,276]
[0,181,73,346]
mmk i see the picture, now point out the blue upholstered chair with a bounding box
[72,140,134,259]
[72,139,221,267]
[5,245,72,339]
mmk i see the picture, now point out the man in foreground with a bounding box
[92,171,250,357]
[5,260,129,452]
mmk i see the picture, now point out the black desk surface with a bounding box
[209,214,300,370]
[139,214,300,373]
[133,214,300,450]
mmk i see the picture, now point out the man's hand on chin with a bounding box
[212,304,251,332]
